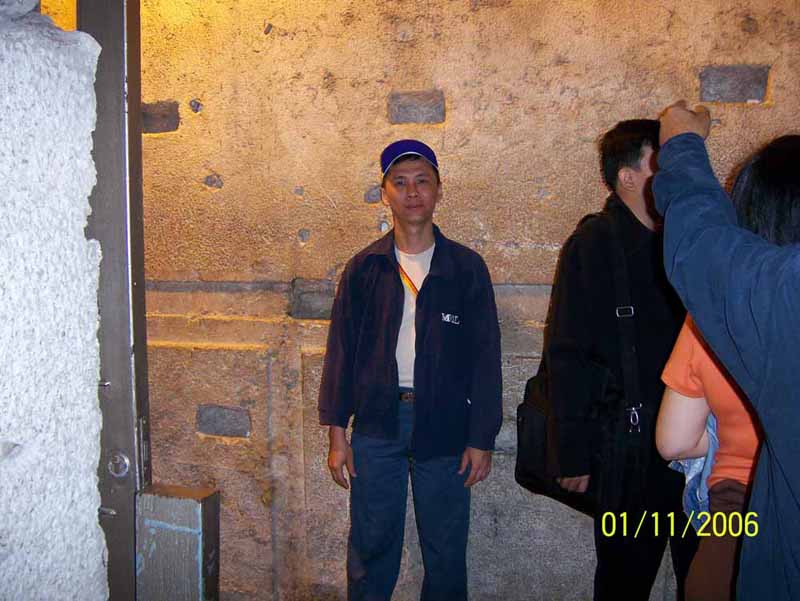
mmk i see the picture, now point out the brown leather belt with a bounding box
[399,391,415,403]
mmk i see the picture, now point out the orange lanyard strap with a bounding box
[397,263,419,297]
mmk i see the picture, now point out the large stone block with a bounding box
[148,345,273,598]
[494,284,551,325]
[700,65,770,103]
[156,461,273,600]
[501,317,544,358]
[145,284,290,320]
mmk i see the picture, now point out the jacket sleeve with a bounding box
[544,229,614,476]
[465,256,503,451]
[654,133,800,408]
[318,260,361,427]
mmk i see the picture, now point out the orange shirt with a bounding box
[661,316,762,489]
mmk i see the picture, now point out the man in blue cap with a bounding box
[318,139,503,601]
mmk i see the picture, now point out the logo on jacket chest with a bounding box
[441,313,461,325]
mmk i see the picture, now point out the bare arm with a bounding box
[656,387,710,460]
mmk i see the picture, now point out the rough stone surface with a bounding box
[146,286,290,319]
[388,89,446,124]
[144,301,675,601]
[142,100,181,133]
[197,404,252,438]
[700,65,770,103]
[148,345,273,599]
[141,0,800,285]
[0,0,37,18]
[0,13,107,601]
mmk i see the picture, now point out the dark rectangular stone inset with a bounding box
[289,278,336,320]
[700,65,769,103]
[142,100,180,133]
[388,90,445,124]
[364,184,382,203]
[196,404,251,438]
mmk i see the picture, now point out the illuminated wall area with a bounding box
[40,0,77,30]
[140,1,800,599]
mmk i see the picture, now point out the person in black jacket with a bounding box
[544,120,697,600]
[318,139,502,601]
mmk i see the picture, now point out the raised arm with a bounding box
[653,104,800,408]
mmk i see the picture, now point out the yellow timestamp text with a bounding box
[600,511,759,538]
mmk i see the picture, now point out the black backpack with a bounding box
[515,212,650,516]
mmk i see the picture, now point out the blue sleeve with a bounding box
[465,257,503,450]
[653,133,800,407]
[318,261,360,427]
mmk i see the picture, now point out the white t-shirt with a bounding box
[395,243,435,388]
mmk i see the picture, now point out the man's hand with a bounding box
[556,475,590,494]
[458,447,492,487]
[659,100,712,146]
[327,426,356,489]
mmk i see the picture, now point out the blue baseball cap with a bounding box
[380,139,439,177]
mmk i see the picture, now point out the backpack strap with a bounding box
[603,213,644,434]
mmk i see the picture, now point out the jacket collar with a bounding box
[367,224,456,278]
[604,193,657,251]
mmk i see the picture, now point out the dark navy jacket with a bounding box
[655,133,800,601]
[318,225,502,459]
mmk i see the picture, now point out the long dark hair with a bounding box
[731,135,800,246]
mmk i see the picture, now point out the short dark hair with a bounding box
[381,154,440,188]
[599,119,660,191]
[731,135,800,246]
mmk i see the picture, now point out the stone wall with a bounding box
[0,11,106,601]
[141,1,800,599]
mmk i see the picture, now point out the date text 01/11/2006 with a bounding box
[600,511,759,538]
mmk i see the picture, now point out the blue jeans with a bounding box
[348,401,470,601]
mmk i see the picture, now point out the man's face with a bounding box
[381,158,442,228]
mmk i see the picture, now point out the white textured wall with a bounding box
[0,12,107,601]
